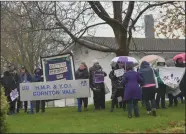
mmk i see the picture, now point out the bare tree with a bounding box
[1,2,64,73]
[155,2,185,39]
[34,1,175,56]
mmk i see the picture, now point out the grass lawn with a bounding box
[7,101,185,133]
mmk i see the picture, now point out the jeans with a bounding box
[127,99,139,117]
[79,98,88,108]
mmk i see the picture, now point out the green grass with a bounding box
[7,102,185,133]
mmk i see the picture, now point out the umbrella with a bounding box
[139,55,165,64]
[111,56,138,64]
[165,59,175,67]
[111,56,138,69]
[173,53,186,63]
[111,56,138,65]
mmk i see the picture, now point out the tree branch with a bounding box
[131,1,174,28]
[113,1,123,22]
[123,1,135,28]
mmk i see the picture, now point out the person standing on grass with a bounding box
[155,62,167,109]
[138,61,157,117]
[2,65,19,115]
[175,58,185,102]
[18,65,33,114]
[122,65,143,118]
[75,62,89,111]
[109,62,125,112]
[34,68,46,113]
[89,60,107,111]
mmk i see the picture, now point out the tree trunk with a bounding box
[113,27,129,56]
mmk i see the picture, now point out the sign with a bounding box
[114,69,124,77]
[19,79,90,101]
[10,88,19,101]
[94,71,105,83]
[41,53,75,82]
[159,67,185,89]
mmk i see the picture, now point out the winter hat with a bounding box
[21,65,26,69]
[92,60,99,65]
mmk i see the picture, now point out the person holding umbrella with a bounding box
[109,62,125,112]
[110,56,139,111]
[155,61,167,109]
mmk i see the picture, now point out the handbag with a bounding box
[104,83,110,94]
[152,68,159,88]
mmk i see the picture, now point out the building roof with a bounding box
[81,37,185,52]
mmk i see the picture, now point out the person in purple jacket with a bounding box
[122,65,143,118]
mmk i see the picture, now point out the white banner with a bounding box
[114,69,124,77]
[159,67,185,89]
[20,79,90,101]
[10,88,19,101]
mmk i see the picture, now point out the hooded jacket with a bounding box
[33,68,43,82]
[138,61,155,86]
[2,71,19,96]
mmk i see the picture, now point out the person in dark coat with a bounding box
[2,65,19,115]
[138,61,157,116]
[175,58,185,101]
[75,62,89,111]
[122,65,143,118]
[33,68,46,113]
[89,60,107,111]
[155,62,167,109]
[18,65,32,113]
[109,63,125,112]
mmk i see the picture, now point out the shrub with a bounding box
[0,86,9,133]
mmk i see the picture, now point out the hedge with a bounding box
[0,86,9,133]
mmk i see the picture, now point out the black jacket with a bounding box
[2,71,19,96]
[109,70,123,99]
[75,68,89,80]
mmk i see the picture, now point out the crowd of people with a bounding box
[1,65,45,115]
[76,58,185,118]
[0,57,185,118]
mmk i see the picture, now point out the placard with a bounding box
[114,69,124,77]
[10,88,19,101]
[159,67,185,89]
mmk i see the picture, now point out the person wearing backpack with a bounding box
[155,62,167,109]
[89,60,107,111]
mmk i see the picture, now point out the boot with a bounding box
[152,108,156,117]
